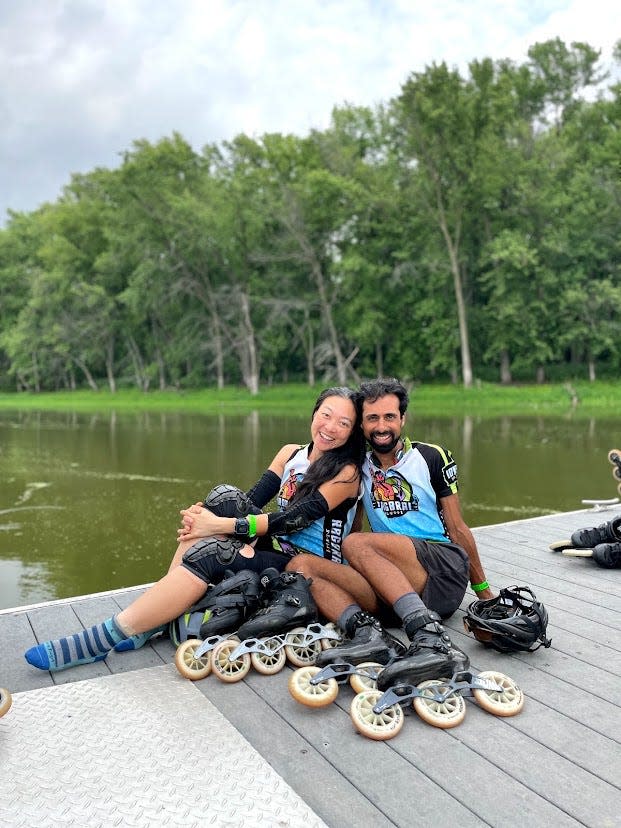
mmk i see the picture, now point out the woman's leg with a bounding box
[25,566,208,672]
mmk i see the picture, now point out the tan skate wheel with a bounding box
[413,679,466,728]
[288,665,339,707]
[211,638,251,683]
[350,689,404,741]
[472,670,524,717]
[0,687,12,718]
[349,662,383,694]
[174,639,212,681]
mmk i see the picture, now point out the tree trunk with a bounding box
[127,336,150,391]
[375,343,384,377]
[238,290,259,395]
[72,357,99,391]
[32,352,41,392]
[500,349,512,384]
[105,340,117,393]
[310,259,348,384]
[435,195,472,388]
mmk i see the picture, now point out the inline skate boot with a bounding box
[287,611,406,709]
[171,568,262,645]
[376,609,470,691]
[314,610,405,669]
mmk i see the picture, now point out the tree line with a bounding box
[1,38,620,394]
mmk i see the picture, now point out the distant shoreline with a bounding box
[0,380,618,417]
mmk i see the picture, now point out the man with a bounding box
[313,377,493,673]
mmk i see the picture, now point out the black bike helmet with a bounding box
[463,585,552,653]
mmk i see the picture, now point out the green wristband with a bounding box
[471,580,489,593]
[247,514,258,538]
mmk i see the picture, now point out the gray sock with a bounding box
[393,592,425,621]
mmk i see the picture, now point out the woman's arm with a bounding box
[178,456,359,542]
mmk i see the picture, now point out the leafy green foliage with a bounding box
[0,39,619,392]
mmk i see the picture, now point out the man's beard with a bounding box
[367,432,400,454]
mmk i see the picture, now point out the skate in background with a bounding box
[549,450,621,567]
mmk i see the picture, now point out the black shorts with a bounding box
[181,536,290,585]
[414,539,469,619]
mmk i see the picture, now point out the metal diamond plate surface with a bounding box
[0,664,327,828]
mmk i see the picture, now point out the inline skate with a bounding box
[176,569,341,682]
[348,610,523,740]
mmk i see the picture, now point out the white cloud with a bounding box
[0,0,618,224]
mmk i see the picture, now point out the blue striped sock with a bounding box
[25,616,126,672]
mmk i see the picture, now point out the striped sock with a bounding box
[25,616,126,672]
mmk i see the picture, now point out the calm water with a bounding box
[0,409,618,610]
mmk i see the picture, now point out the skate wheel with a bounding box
[211,638,251,683]
[349,662,383,694]
[548,539,572,553]
[174,639,212,681]
[350,689,405,741]
[0,687,12,718]
[472,670,524,717]
[608,449,621,466]
[320,622,343,650]
[251,642,287,675]
[284,627,323,667]
[288,666,339,707]
[413,679,466,728]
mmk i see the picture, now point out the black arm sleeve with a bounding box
[246,469,281,509]
[266,491,330,535]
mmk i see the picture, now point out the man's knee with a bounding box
[286,553,318,577]
[342,532,370,561]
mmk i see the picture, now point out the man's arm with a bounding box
[441,493,493,600]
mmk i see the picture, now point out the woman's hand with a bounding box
[176,502,224,542]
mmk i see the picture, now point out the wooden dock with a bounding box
[1,508,620,827]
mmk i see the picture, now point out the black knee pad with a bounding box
[182,536,245,584]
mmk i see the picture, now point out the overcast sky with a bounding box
[1,0,618,224]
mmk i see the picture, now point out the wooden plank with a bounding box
[443,628,621,770]
[244,670,489,828]
[0,611,53,692]
[195,674,401,828]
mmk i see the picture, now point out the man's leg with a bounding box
[287,555,407,667]
[285,554,379,622]
[342,532,468,653]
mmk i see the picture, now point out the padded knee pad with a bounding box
[203,484,261,518]
[182,536,245,584]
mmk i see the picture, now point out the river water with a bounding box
[0,409,618,610]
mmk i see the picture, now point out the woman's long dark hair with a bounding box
[290,386,364,504]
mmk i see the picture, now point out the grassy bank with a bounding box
[0,380,618,417]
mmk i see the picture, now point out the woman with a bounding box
[25,386,378,672]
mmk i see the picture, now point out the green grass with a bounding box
[0,380,619,417]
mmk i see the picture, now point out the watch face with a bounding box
[235,518,249,535]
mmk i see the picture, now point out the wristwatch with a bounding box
[234,517,250,537]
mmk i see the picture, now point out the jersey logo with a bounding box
[443,460,458,487]
[278,469,302,509]
[370,469,418,517]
